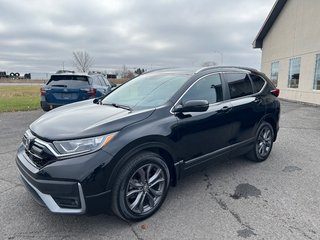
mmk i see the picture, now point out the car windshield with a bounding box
[101,72,190,110]
[47,75,89,87]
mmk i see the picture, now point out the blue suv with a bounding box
[40,73,114,111]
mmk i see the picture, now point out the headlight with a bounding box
[53,133,115,156]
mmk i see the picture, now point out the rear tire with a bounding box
[112,151,170,221]
[247,121,274,162]
[40,102,50,111]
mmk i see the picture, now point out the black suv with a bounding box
[16,67,280,221]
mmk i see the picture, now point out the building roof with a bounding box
[253,0,288,49]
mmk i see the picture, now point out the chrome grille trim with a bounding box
[23,130,56,168]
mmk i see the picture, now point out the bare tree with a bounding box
[120,65,128,78]
[72,51,94,72]
[118,65,134,79]
[126,70,135,79]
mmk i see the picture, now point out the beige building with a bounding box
[253,0,320,105]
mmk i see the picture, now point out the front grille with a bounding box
[23,131,56,168]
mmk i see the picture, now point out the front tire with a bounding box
[247,121,274,162]
[112,151,170,221]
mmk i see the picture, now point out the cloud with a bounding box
[0,0,275,74]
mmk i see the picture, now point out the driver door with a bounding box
[173,73,234,170]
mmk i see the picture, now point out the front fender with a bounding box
[104,136,179,190]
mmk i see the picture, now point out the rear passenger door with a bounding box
[223,72,266,145]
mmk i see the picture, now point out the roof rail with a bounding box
[144,67,174,74]
[195,66,220,73]
[196,66,259,74]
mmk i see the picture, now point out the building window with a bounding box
[270,62,279,86]
[288,57,301,88]
[314,54,320,90]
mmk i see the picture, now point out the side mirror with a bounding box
[173,100,209,113]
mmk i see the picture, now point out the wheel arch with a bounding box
[259,114,278,141]
[106,138,179,191]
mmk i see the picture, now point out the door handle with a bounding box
[218,106,232,114]
[254,98,262,104]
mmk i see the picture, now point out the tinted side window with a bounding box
[91,76,102,86]
[250,74,266,93]
[98,76,107,86]
[101,76,111,87]
[181,74,223,104]
[224,73,253,99]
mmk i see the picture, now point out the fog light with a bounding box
[53,197,80,209]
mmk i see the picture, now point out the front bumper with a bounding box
[18,168,86,214]
[16,141,114,215]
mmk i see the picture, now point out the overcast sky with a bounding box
[0,0,275,75]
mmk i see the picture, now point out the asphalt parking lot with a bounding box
[0,100,319,240]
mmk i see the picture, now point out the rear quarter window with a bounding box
[101,76,111,87]
[98,76,107,86]
[91,76,104,86]
[224,73,253,99]
[250,74,266,93]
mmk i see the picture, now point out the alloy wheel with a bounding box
[125,163,165,214]
[257,126,272,158]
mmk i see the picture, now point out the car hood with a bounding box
[30,100,154,141]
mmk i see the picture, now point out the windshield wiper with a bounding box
[112,103,132,111]
[103,103,132,111]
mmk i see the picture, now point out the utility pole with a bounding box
[214,51,223,65]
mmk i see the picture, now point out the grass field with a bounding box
[0,86,41,112]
